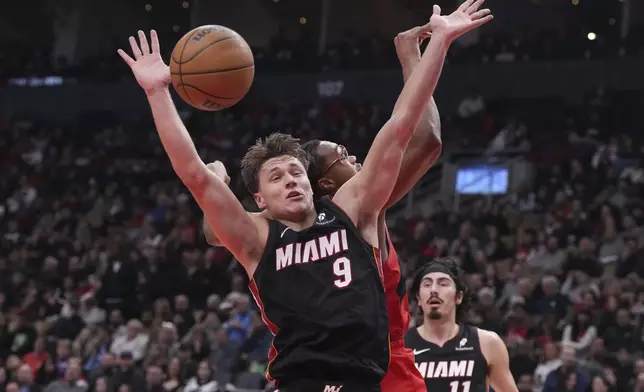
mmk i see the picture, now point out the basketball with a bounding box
[169,25,255,111]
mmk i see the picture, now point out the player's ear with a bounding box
[254,192,266,209]
[455,290,463,305]
[318,178,335,193]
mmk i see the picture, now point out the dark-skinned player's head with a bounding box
[412,258,471,323]
[301,140,361,198]
[241,133,314,220]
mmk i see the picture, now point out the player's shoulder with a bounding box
[475,327,508,364]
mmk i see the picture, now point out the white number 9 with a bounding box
[333,257,353,288]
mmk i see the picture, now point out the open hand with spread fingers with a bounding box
[424,0,493,42]
[117,30,171,95]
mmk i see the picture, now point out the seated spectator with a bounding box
[562,310,597,355]
[183,360,219,392]
[109,320,149,362]
[542,345,589,392]
[44,357,88,392]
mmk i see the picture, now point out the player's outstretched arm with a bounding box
[386,27,442,208]
[202,161,230,246]
[119,31,266,270]
[334,1,492,221]
[201,161,269,247]
[480,330,519,392]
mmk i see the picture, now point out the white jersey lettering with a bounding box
[415,360,475,379]
[275,229,349,271]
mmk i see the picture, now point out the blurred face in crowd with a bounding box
[589,339,604,357]
[197,360,211,381]
[478,288,495,308]
[168,357,181,378]
[565,372,577,390]
[146,365,164,386]
[110,310,124,327]
[560,345,576,369]
[17,364,32,385]
[314,142,360,195]
[95,377,109,392]
[517,277,532,297]
[616,308,630,327]
[575,312,590,328]
[236,295,250,313]
[56,339,71,359]
[591,376,609,392]
[517,374,533,392]
[6,355,21,371]
[65,358,81,382]
[634,359,644,375]
[417,272,462,321]
[255,155,314,220]
[547,236,558,251]
[175,295,189,312]
[543,342,559,361]
[541,277,558,298]
[5,382,19,392]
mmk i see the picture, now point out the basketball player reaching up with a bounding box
[406,258,518,392]
[202,23,451,392]
[118,2,492,391]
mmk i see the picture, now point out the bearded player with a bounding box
[203,23,446,392]
[406,258,518,392]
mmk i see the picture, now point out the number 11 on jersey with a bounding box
[450,381,471,392]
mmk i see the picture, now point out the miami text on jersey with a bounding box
[415,360,475,379]
[275,229,349,271]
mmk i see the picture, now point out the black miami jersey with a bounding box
[249,198,390,387]
[405,324,489,392]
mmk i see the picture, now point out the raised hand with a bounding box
[118,30,171,95]
[394,26,431,68]
[426,0,493,42]
[206,161,231,185]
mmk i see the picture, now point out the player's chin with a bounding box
[427,308,443,320]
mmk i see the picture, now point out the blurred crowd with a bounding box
[1,23,643,82]
[1,83,644,392]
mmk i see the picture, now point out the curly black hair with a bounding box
[411,257,472,323]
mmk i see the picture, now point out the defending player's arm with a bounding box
[480,330,519,392]
[386,28,442,208]
[334,1,491,222]
[118,30,266,271]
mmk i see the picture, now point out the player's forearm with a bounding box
[385,60,442,208]
[391,34,450,143]
[146,87,205,185]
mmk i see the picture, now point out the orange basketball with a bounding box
[169,25,255,111]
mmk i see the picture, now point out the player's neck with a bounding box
[276,210,317,231]
[420,318,459,346]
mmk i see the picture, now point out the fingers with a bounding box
[129,36,143,60]
[466,0,485,14]
[138,30,151,55]
[117,49,135,67]
[467,14,494,30]
[150,30,161,54]
[432,4,441,15]
[470,8,491,20]
[457,0,475,12]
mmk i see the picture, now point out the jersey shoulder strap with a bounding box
[318,197,378,256]
[256,218,282,272]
